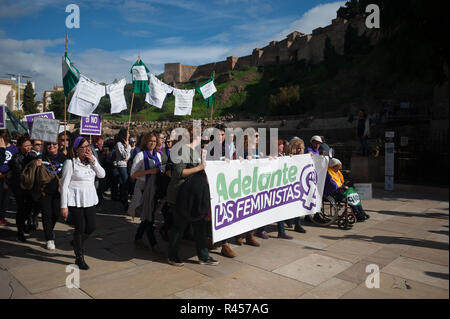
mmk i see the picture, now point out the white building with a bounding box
[0,78,35,111]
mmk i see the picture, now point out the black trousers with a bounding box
[13,187,33,234]
[39,191,60,241]
[69,206,97,256]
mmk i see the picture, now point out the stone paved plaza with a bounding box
[0,188,448,299]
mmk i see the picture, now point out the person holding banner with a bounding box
[167,126,219,267]
[129,132,163,255]
[113,128,131,210]
[324,158,370,222]
[33,142,67,250]
[60,136,106,270]
[284,138,307,233]
[234,134,261,247]
[158,135,174,242]
[9,135,34,242]
[305,135,323,155]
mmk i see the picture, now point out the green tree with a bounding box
[48,90,73,119]
[22,81,39,114]
[344,25,372,61]
[323,37,341,77]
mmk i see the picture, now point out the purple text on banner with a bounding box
[0,106,5,129]
[24,112,55,131]
[80,114,101,136]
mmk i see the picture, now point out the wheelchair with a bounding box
[309,190,357,230]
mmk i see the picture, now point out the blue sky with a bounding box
[0,0,345,99]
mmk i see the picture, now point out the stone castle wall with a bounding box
[164,15,378,83]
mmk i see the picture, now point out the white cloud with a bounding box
[123,45,231,66]
[278,1,346,38]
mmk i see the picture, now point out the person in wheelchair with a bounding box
[324,158,370,222]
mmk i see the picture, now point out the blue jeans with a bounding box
[358,136,368,156]
[168,205,209,261]
[113,167,129,202]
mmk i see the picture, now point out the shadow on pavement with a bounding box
[319,234,449,250]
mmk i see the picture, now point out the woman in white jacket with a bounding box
[60,136,105,270]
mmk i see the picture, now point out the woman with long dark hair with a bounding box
[39,141,67,250]
[129,132,162,254]
[60,136,105,270]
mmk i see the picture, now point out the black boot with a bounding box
[356,212,366,222]
[73,235,89,270]
[17,230,27,242]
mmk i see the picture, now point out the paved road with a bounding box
[0,189,448,299]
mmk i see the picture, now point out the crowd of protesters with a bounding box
[0,120,370,270]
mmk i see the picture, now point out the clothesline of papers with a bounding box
[68,69,216,117]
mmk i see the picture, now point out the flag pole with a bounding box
[127,54,140,145]
[210,71,215,123]
[64,33,68,155]
[127,52,141,144]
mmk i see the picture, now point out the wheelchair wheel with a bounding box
[310,196,339,227]
[347,211,356,225]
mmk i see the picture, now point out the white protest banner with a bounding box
[199,80,217,99]
[205,154,329,243]
[30,117,60,143]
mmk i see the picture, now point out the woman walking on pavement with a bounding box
[129,132,163,254]
[60,136,105,270]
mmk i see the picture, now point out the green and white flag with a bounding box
[62,51,80,97]
[196,77,216,108]
[130,59,150,94]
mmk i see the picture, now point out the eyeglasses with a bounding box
[59,139,69,142]
[47,143,58,147]
[78,145,90,150]
[34,143,42,146]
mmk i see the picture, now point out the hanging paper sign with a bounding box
[132,66,148,81]
[80,114,102,136]
[145,74,173,109]
[24,112,55,131]
[78,79,101,104]
[30,117,60,143]
[0,105,5,129]
[199,80,217,99]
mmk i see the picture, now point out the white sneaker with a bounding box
[46,240,55,250]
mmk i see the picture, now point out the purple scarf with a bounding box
[143,149,161,183]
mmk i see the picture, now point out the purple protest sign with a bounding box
[80,114,102,136]
[24,112,55,132]
[0,106,5,129]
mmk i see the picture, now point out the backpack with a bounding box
[20,161,37,190]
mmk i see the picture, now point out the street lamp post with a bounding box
[4,73,33,111]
